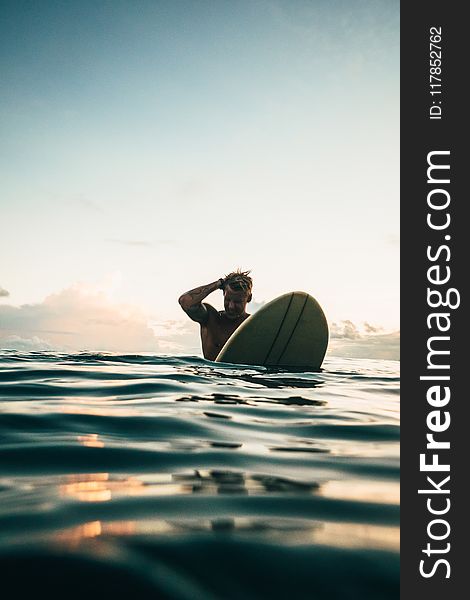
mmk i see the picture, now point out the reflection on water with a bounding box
[0,351,399,598]
[178,392,326,407]
[60,473,112,502]
[173,470,321,495]
[77,433,104,448]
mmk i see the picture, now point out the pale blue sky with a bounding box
[1,0,399,343]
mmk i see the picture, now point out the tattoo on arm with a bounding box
[188,284,216,300]
[178,280,221,320]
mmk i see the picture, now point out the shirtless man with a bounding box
[178,270,253,361]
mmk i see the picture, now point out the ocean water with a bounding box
[0,351,399,599]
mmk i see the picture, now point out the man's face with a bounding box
[223,285,251,319]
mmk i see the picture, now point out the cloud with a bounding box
[0,287,399,360]
[247,298,266,313]
[150,319,200,354]
[330,320,361,340]
[0,284,158,353]
[0,279,204,355]
[153,316,400,361]
[1,335,53,351]
[363,321,384,334]
[328,320,399,361]
[0,286,9,298]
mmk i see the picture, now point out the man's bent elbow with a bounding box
[178,295,189,311]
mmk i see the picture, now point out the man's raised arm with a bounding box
[178,279,224,323]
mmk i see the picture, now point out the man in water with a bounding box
[178,270,253,361]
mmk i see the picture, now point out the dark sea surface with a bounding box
[0,351,399,599]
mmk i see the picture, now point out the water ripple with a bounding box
[0,350,400,598]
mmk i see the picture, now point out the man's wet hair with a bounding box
[223,269,252,294]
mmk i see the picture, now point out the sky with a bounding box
[0,0,400,358]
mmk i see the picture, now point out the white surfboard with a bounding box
[215,291,328,369]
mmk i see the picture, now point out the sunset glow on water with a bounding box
[0,351,399,597]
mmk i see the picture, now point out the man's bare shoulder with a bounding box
[201,303,221,322]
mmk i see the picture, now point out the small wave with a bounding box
[0,350,399,597]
